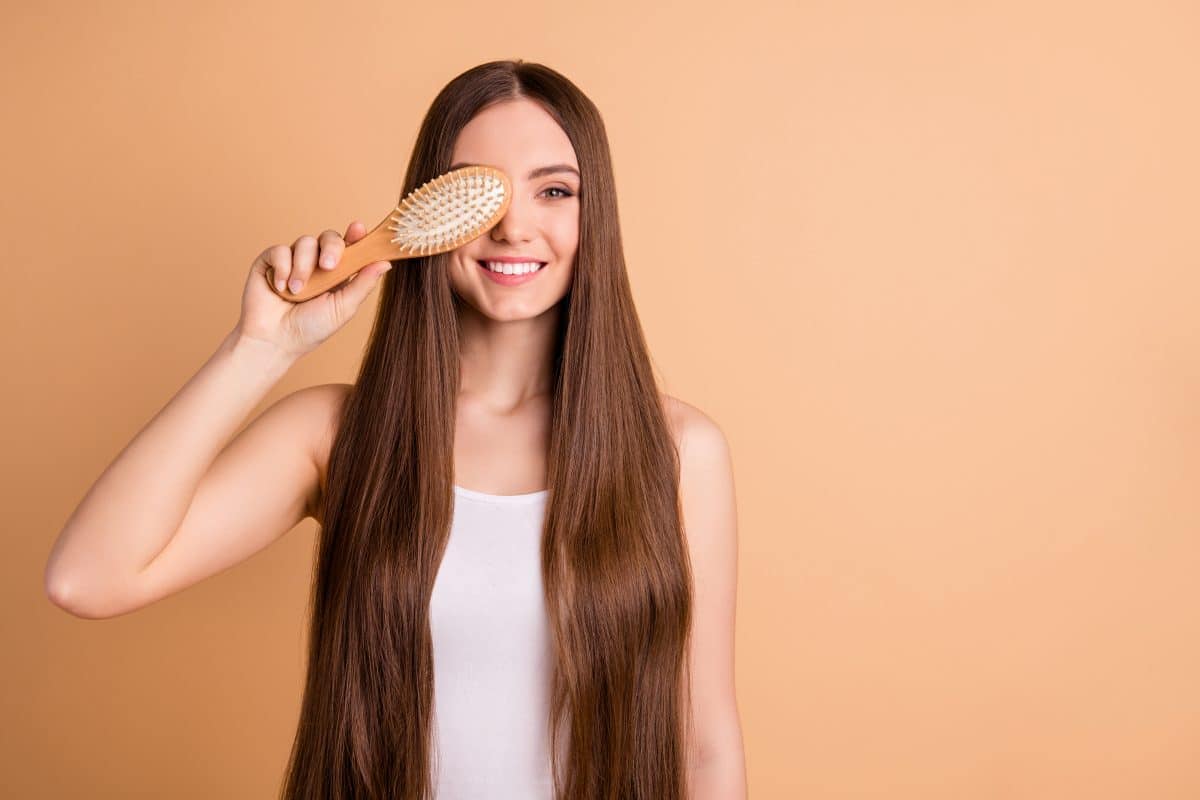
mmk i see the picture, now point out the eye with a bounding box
[541,186,574,199]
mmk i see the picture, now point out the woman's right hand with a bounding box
[235,220,393,359]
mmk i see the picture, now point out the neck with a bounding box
[455,301,560,411]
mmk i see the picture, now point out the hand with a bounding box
[235,221,392,358]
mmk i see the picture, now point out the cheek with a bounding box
[448,257,475,294]
[549,253,576,291]
[548,220,579,262]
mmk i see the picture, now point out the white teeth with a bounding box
[482,261,544,275]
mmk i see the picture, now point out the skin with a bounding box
[45,97,745,798]
[443,97,581,496]
[437,98,746,795]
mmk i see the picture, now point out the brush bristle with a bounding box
[386,166,509,256]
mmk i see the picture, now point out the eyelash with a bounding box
[541,186,574,199]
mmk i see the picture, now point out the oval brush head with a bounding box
[267,164,512,302]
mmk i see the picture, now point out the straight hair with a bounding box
[280,59,695,800]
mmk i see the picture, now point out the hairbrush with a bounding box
[267,165,512,302]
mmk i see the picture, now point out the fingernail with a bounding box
[289,279,303,293]
[276,280,286,292]
[321,256,335,269]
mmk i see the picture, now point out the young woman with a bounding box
[45,60,745,800]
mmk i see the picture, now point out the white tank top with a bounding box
[428,484,556,799]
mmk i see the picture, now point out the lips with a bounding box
[475,259,547,272]
[474,259,547,285]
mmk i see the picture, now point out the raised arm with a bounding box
[44,220,390,619]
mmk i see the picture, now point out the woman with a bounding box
[45,60,745,799]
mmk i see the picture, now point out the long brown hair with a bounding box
[280,60,695,800]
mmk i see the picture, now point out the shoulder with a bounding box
[291,382,353,522]
[661,393,733,482]
[301,388,732,523]
[660,393,736,540]
[303,380,353,454]
[313,379,354,449]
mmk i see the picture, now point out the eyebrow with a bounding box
[449,162,580,180]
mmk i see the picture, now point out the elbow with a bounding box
[44,561,73,612]
[45,576,89,619]
[688,744,748,800]
[44,540,88,617]
[44,537,137,619]
[44,570,117,620]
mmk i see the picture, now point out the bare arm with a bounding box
[670,397,748,799]
[44,330,303,618]
[44,220,390,619]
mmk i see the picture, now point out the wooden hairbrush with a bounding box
[267,165,513,303]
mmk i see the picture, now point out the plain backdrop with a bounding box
[4,0,1199,797]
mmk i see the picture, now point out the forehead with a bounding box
[451,98,578,174]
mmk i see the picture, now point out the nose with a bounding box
[489,195,534,244]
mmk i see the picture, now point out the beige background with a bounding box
[4,0,1198,797]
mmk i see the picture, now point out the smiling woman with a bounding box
[283,62,745,800]
[44,58,744,800]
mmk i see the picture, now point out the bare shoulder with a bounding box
[660,392,736,531]
[661,393,732,471]
[304,382,353,522]
[305,381,353,469]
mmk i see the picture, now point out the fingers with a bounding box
[286,234,319,295]
[316,228,343,273]
[285,225,356,296]
[344,219,366,244]
[260,222,364,297]
[262,244,292,293]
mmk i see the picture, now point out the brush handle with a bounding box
[266,216,403,303]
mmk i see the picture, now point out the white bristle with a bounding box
[386,167,508,253]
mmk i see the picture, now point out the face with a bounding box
[447,97,581,321]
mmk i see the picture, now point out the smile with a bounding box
[476,259,547,286]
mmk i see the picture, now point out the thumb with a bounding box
[333,260,392,315]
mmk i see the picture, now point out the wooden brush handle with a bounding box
[266,217,404,303]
